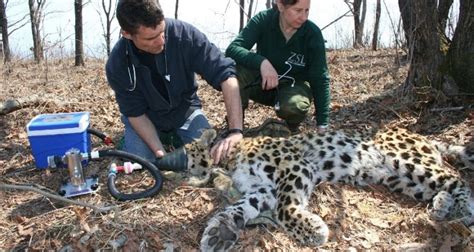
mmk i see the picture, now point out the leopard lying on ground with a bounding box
[182,127,474,251]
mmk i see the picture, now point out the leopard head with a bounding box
[184,129,217,178]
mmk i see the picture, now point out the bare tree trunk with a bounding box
[351,0,366,48]
[247,0,254,23]
[101,0,114,56]
[0,0,11,62]
[399,0,473,95]
[361,0,367,42]
[446,0,474,93]
[371,0,381,51]
[239,0,245,32]
[352,0,361,47]
[75,0,84,66]
[174,0,179,19]
[401,0,443,92]
[28,0,45,63]
[0,27,2,60]
[266,0,271,9]
[398,0,412,48]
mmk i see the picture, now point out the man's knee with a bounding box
[123,130,156,161]
[177,111,211,144]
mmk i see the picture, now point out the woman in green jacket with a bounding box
[226,0,330,133]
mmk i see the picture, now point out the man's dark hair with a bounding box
[272,0,299,9]
[117,0,165,35]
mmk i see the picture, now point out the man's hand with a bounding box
[128,114,167,159]
[260,59,279,90]
[210,132,243,164]
[155,149,165,158]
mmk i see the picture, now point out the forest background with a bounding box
[3,0,404,59]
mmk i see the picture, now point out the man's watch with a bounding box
[224,128,243,137]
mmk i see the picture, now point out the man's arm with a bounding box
[221,76,243,131]
[210,76,243,164]
[128,114,166,158]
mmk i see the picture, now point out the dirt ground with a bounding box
[1,48,473,251]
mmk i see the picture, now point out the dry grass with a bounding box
[1,48,473,251]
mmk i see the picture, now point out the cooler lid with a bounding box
[27,112,90,136]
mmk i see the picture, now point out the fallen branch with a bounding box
[1,95,42,115]
[0,183,120,220]
[430,105,472,113]
[0,95,65,115]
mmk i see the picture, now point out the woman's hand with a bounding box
[260,59,279,90]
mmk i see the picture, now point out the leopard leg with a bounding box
[381,175,472,221]
[275,192,329,246]
[432,140,474,170]
[200,185,277,251]
[378,175,452,221]
[274,170,329,246]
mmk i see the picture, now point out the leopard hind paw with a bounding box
[200,212,243,251]
[429,191,454,221]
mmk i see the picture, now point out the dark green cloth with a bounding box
[226,8,330,126]
[236,65,312,125]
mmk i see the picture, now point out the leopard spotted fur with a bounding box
[183,127,474,251]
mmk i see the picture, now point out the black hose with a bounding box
[97,149,163,201]
[87,128,114,146]
[154,147,188,172]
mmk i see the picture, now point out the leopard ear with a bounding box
[199,129,217,147]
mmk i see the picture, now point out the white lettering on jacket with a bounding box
[287,52,306,67]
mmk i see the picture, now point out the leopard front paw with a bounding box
[200,213,243,251]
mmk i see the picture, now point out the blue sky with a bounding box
[5,0,403,59]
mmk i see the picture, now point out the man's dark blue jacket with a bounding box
[106,18,236,131]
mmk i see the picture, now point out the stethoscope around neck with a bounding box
[125,47,137,91]
[125,40,170,92]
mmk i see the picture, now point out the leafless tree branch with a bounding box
[0,183,120,220]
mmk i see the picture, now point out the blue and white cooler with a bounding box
[27,112,91,169]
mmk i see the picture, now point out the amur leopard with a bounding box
[183,127,474,251]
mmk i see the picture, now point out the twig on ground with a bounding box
[430,106,472,112]
[3,167,37,177]
[147,221,177,243]
[0,183,120,220]
[385,107,403,119]
[260,224,284,247]
[101,229,120,250]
